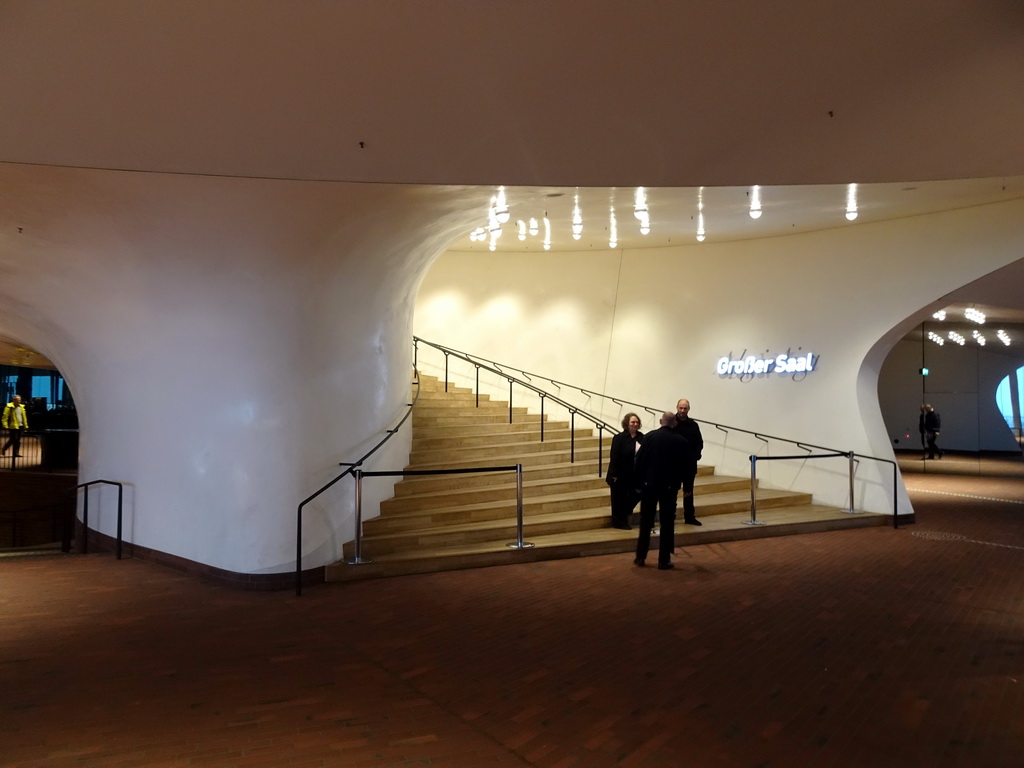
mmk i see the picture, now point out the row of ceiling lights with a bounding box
[468,184,862,251]
[928,308,1011,347]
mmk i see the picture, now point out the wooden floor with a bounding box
[3,454,1024,767]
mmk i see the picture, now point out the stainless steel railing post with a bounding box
[347,469,373,565]
[743,455,765,526]
[843,450,860,514]
[506,463,535,550]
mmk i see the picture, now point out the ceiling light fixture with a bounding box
[609,207,618,249]
[571,194,583,240]
[997,330,1011,346]
[543,214,551,251]
[972,329,986,346]
[696,187,706,242]
[634,187,651,235]
[493,187,510,223]
[927,331,945,346]
[487,206,502,251]
[932,310,947,321]
[528,217,539,237]
[845,183,858,221]
[965,307,986,324]
[749,185,762,219]
[948,331,966,346]
[516,220,527,241]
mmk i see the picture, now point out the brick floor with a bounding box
[2,455,1023,767]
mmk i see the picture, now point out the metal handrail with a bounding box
[347,464,529,566]
[295,374,422,596]
[748,451,900,529]
[74,480,124,558]
[414,337,617,469]
[414,337,901,525]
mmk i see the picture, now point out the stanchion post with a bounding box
[82,488,89,554]
[116,483,123,560]
[507,463,535,549]
[346,469,373,565]
[843,451,860,514]
[743,455,766,526]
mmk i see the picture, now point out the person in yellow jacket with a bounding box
[2,395,28,457]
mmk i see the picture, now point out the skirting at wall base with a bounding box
[80,524,325,591]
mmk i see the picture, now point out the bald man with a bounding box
[672,398,703,525]
[633,411,692,570]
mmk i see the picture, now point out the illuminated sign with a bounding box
[716,352,817,377]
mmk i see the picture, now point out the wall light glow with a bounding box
[845,183,858,221]
[749,185,762,219]
[494,187,510,223]
[965,307,986,324]
[696,187,706,242]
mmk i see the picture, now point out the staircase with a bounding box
[324,375,884,582]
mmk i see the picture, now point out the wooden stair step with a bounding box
[380,474,608,515]
[365,486,812,543]
[414,420,568,439]
[383,472,748,515]
[408,436,611,464]
[412,427,593,451]
[393,462,715,496]
[413,412,545,426]
[326,505,889,582]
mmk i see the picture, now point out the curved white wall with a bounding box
[416,200,1024,515]
[0,164,477,574]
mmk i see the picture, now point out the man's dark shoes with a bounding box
[658,562,675,570]
[633,558,645,567]
[612,521,632,530]
[684,517,702,526]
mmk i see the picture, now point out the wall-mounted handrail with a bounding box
[74,480,124,558]
[295,374,422,596]
[348,464,529,566]
[413,337,901,525]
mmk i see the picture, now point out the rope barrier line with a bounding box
[906,487,1024,506]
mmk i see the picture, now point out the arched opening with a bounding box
[995,367,1024,447]
[0,335,78,551]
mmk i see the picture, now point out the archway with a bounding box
[0,335,78,550]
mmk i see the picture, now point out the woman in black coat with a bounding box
[605,412,643,529]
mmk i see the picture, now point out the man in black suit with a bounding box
[673,398,703,525]
[919,403,943,459]
[633,411,693,570]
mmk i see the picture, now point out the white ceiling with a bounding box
[0,2,1021,365]
[0,2,1021,188]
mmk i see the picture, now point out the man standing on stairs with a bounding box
[633,411,692,570]
[673,398,703,526]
